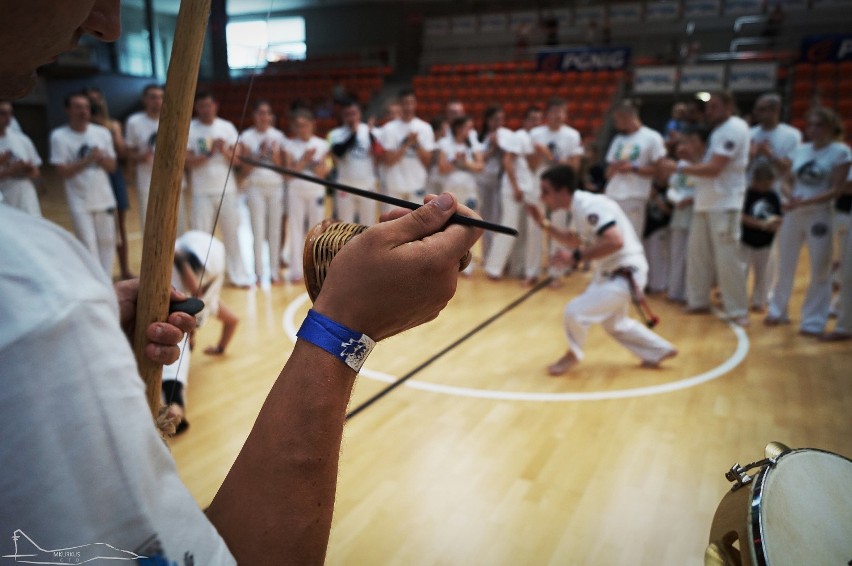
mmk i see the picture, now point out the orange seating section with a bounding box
[789,61,852,142]
[205,66,391,136]
[414,63,623,139]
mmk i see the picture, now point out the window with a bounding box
[116,0,154,76]
[227,17,306,70]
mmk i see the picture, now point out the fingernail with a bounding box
[432,192,453,211]
[154,325,163,338]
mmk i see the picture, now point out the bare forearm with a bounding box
[207,340,356,564]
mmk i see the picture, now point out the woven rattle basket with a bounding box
[303,220,369,302]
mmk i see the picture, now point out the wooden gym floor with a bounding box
[39,174,851,565]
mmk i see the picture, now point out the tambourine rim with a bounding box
[750,447,852,566]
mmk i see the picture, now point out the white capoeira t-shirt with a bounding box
[790,141,852,200]
[125,112,159,192]
[570,190,648,276]
[0,128,42,214]
[187,117,239,196]
[240,126,287,187]
[378,117,435,195]
[284,135,330,194]
[328,123,378,187]
[604,126,667,201]
[49,123,116,212]
[437,136,480,204]
[0,206,236,564]
[695,116,750,212]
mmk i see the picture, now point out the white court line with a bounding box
[284,293,750,402]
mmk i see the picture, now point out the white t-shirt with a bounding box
[750,122,801,168]
[529,124,584,178]
[437,137,479,202]
[328,123,377,185]
[604,126,667,201]
[0,129,42,202]
[479,127,513,180]
[699,116,751,211]
[240,126,287,187]
[379,117,435,194]
[0,206,236,564]
[790,141,852,200]
[570,190,647,276]
[50,123,116,212]
[187,118,239,196]
[284,135,330,193]
[125,112,159,190]
[498,129,535,199]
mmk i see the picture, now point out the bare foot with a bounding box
[548,278,564,290]
[731,316,750,327]
[521,277,538,288]
[764,316,789,326]
[685,306,711,314]
[798,328,822,338]
[204,345,225,356]
[641,348,678,368]
[547,351,578,376]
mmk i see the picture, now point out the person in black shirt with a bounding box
[741,162,783,312]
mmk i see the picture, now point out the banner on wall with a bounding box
[609,3,643,22]
[680,64,726,91]
[536,46,632,72]
[724,0,763,15]
[728,62,777,91]
[479,13,507,33]
[684,0,721,18]
[646,0,680,20]
[634,66,678,93]
[451,15,477,35]
[800,34,852,63]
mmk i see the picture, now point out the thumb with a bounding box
[389,192,457,243]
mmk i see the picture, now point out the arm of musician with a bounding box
[114,279,196,365]
[206,192,482,564]
[502,151,523,202]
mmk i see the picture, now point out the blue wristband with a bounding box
[297,309,376,372]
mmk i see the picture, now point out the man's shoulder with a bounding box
[640,126,664,142]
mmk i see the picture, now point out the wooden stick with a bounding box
[240,156,519,236]
[132,0,212,419]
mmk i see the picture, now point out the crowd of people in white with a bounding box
[2,85,850,341]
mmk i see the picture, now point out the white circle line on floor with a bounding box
[284,293,750,402]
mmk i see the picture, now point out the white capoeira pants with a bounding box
[286,184,326,281]
[68,203,116,277]
[742,244,773,309]
[834,220,852,334]
[644,227,669,293]
[485,191,540,279]
[687,210,748,319]
[668,227,689,302]
[768,204,834,332]
[831,210,850,315]
[477,173,501,260]
[191,191,249,286]
[336,178,377,226]
[563,272,675,363]
[613,196,647,241]
[246,182,284,282]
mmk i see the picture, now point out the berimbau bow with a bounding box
[131,0,213,422]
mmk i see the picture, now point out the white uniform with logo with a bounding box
[187,117,249,286]
[328,122,378,225]
[530,124,584,279]
[604,125,667,236]
[0,128,42,216]
[687,116,750,320]
[241,126,287,282]
[50,123,117,277]
[768,141,852,332]
[484,128,541,279]
[749,122,801,183]
[379,117,435,206]
[0,207,236,563]
[284,135,330,282]
[561,191,675,363]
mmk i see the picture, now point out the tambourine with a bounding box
[303,220,473,302]
[705,441,852,566]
